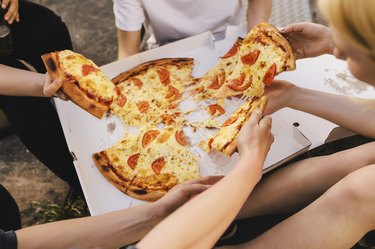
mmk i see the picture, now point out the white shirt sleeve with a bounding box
[113,0,145,31]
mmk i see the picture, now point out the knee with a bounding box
[326,168,375,225]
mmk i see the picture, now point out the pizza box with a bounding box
[54,31,312,215]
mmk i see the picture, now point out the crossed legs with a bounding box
[237,141,375,218]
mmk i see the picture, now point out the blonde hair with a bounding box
[318,0,375,61]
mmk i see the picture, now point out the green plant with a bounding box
[30,196,89,224]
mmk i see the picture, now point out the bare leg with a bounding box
[226,164,375,249]
[238,142,375,218]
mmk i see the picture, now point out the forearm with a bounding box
[117,29,141,59]
[16,203,162,249]
[138,153,263,249]
[290,86,375,138]
[0,65,45,96]
[246,0,272,30]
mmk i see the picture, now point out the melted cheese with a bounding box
[58,50,115,101]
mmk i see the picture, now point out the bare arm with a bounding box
[16,203,161,249]
[0,64,69,99]
[246,0,272,30]
[117,29,142,59]
[0,65,45,96]
[138,111,274,249]
[15,176,220,249]
[265,81,375,138]
[290,86,375,138]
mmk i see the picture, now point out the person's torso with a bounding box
[141,0,245,45]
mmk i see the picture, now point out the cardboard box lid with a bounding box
[54,30,311,215]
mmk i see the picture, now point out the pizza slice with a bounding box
[42,50,116,118]
[92,133,142,194]
[110,58,194,126]
[208,96,268,156]
[215,23,296,99]
[128,127,199,201]
[193,38,243,101]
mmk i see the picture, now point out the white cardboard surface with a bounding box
[55,32,311,215]
[275,55,375,148]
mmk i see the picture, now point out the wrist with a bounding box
[32,73,46,97]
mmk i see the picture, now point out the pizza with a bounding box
[93,126,199,201]
[194,23,295,100]
[207,96,268,156]
[193,38,243,101]
[41,50,116,119]
[110,58,194,126]
[43,23,296,202]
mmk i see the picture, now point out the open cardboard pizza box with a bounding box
[54,29,373,215]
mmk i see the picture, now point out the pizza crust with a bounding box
[111,57,194,84]
[218,96,268,156]
[41,52,110,119]
[256,23,296,71]
[92,152,133,194]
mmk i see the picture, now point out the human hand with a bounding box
[263,80,296,115]
[2,0,19,24]
[43,73,69,100]
[237,110,273,162]
[154,175,223,218]
[281,22,334,59]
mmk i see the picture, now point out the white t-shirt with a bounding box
[113,0,245,48]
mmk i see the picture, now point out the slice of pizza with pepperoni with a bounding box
[93,126,199,201]
[215,23,296,99]
[193,38,243,102]
[42,50,116,119]
[110,58,194,126]
[207,96,268,156]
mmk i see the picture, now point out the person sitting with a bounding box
[113,0,272,59]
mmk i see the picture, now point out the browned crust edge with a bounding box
[41,52,109,119]
[111,57,194,84]
[92,152,132,194]
[126,185,167,202]
[259,23,296,71]
[222,96,268,156]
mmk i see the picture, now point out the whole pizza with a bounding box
[42,23,296,201]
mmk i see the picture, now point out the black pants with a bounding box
[0,0,80,189]
[0,184,21,231]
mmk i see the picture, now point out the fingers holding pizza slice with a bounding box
[208,96,268,156]
[42,50,116,119]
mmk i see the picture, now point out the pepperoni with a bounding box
[208,104,225,116]
[175,130,186,146]
[114,86,127,106]
[208,138,214,150]
[142,130,160,148]
[241,50,261,66]
[221,43,239,59]
[151,157,166,175]
[194,86,204,94]
[127,153,140,170]
[228,75,252,91]
[130,78,143,89]
[137,101,150,113]
[116,94,127,107]
[208,73,225,90]
[165,85,180,101]
[222,116,238,127]
[263,63,277,85]
[81,64,98,76]
[226,73,251,92]
[157,68,170,85]
[161,114,174,125]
